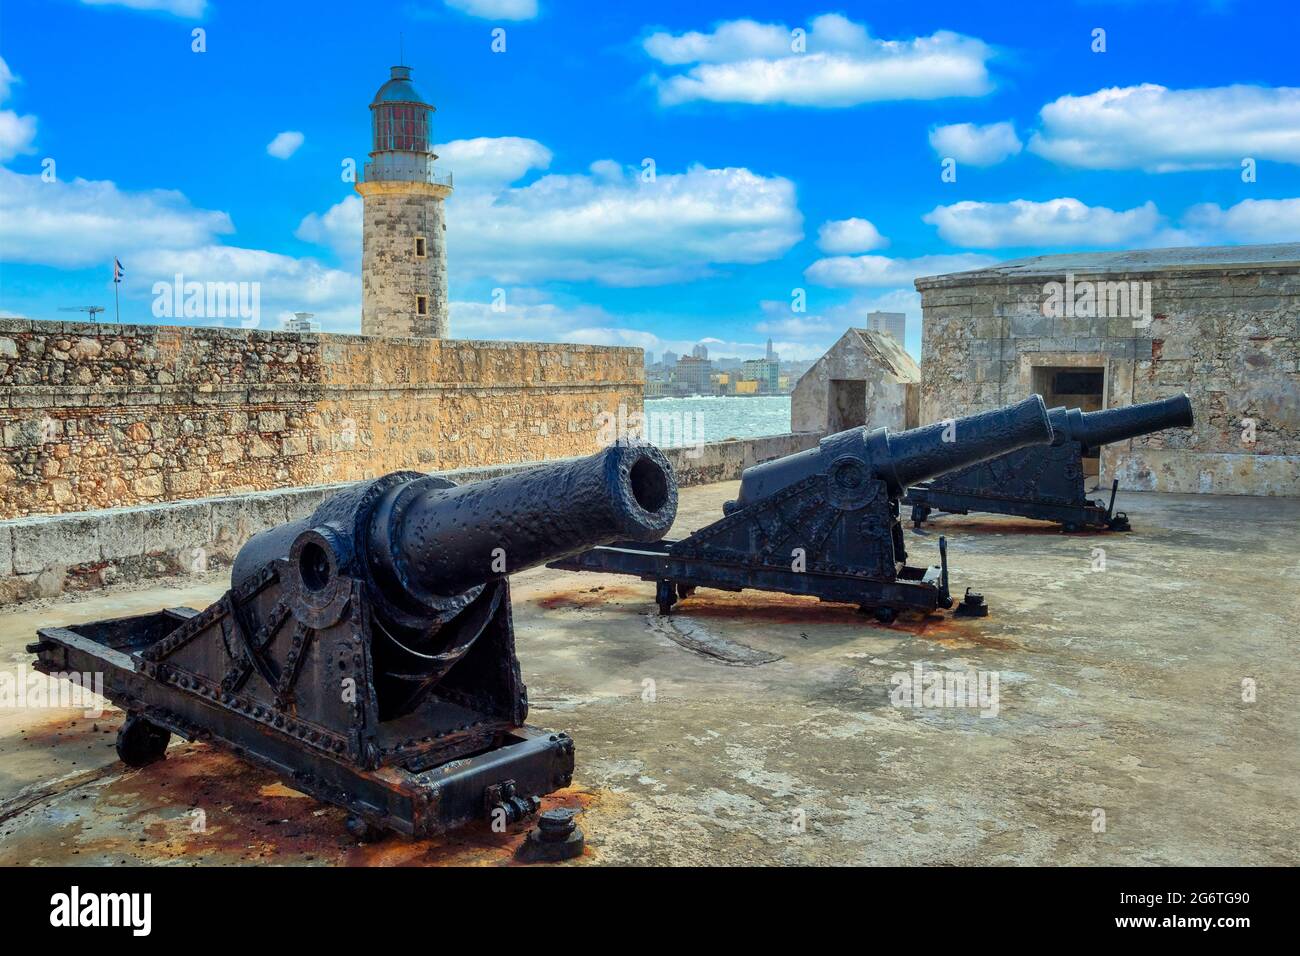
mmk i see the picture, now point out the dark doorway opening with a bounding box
[1032,364,1105,479]
[828,379,867,432]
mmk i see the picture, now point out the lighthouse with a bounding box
[356,64,453,338]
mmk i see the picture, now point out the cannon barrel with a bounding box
[735,395,1053,506]
[1063,393,1194,450]
[232,443,678,624]
[368,443,677,602]
[885,395,1054,489]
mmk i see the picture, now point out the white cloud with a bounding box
[295,193,361,261]
[754,313,835,337]
[929,121,1022,166]
[80,0,208,17]
[816,217,887,253]
[0,167,233,267]
[0,56,17,101]
[138,244,358,330]
[449,292,822,359]
[0,109,36,162]
[299,142,803,286]
[1029,83,1300,172]
[266,130,305,160]
[443,0,537,20]
[645,17,809,64]
[804,252,996,287]
[645,13,995,108]
[1181,198,1300,244]
[923,198,1164,248]
[0,166,359,331]
[0,56,37,161]
[452,161,802,284]
[434,136,551,186]
[756,288,924,357]
[450,293,617,342]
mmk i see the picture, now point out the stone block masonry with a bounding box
[916,245,1300,496]
[0,319,643,519]
[357,180,450,338]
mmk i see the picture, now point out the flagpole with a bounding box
[114,273,120,323]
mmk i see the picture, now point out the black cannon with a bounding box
[29,444,677,839]
[550,396,1053,622]
[904,394,1194,532]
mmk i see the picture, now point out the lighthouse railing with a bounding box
[363,155,453,187]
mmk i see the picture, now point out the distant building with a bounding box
[866,310,906,344]
[283,311,318,333]
[766,337,777,362]
[662,350,678,367]
[741,357,780,394]
[792,328,920,434]
[673,355,712,395]
[692,343,709,360]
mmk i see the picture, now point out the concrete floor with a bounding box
[1,481,1297,865]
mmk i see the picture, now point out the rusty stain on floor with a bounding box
[534,583,1016,650]
[1,741,610,866]
[535,584,645,610]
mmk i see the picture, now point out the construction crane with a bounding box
[58,306,106,322]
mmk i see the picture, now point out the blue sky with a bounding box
[0,0,1296,360]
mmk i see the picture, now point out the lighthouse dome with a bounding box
[369,65,434,156]
[371,65,427,106]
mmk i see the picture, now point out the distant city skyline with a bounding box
[1,0,1297,363]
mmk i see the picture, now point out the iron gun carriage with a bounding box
[29,444,677,839]
[550,396,1053,622]
[904,393,1194,532]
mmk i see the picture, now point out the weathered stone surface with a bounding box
[917,245,1300,496]
[142,501,222,566]
[357,180,450,338]
[0,320,642,519]
[209,494,290,563]
[664,432,821,486]
[10,513,100,575]
[97,507,147,562]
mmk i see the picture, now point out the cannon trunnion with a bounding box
[904,394,1194,532]
[29,444,677,839]
[551,396,1053,622]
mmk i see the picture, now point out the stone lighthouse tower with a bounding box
[356,64,453,338]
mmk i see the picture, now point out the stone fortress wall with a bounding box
[0,318,643,520]
[917,246,1300,496]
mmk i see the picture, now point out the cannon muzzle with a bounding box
[734,395,1053,506]
[232,443,678,627]
[368,443,677,603]
[1057,393,1193,450]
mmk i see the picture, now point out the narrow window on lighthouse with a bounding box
[415,236,426,258]
[416,296,428,315]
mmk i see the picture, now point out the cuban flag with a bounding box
[113,257,125,283]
